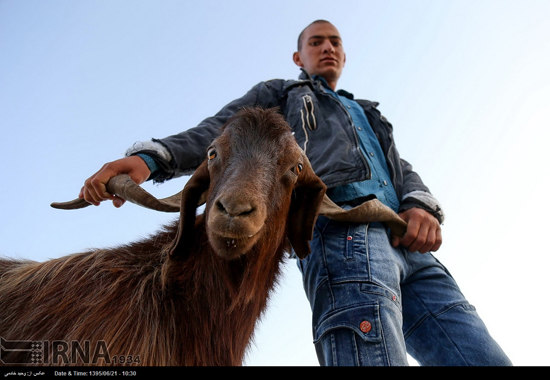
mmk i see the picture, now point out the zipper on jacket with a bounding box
[301,95,317,130]
[299,108,310,154]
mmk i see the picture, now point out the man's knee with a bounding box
[406,304,512,366]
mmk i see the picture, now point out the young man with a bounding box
[79,20,511,366]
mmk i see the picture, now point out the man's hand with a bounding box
[78,156,151,208]
[391,208,442,253]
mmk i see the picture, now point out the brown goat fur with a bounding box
[0,108,327,366]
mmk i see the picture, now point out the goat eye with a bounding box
[207,149,217,161]
[292,164,303,175]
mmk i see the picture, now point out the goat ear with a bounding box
[287,161,326,259]
[168,160,210,259]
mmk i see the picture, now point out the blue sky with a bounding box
[1,0,549,366]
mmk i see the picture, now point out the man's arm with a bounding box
[78,155,151,207]
[393,159,444,253]
[78,80,283,207]
[152,81,283,180]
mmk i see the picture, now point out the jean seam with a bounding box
[317,228,335,309]
[403,287,469,365]
[378,309,391,365]
[330,332,337,365]
[360,282,402,312]
[364,223,372,281]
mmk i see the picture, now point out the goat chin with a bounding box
[208,230,261,259]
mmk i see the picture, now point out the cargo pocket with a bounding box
[313,303,384,366]
[314,302,382,344]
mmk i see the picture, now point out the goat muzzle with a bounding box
[206,191,268,259]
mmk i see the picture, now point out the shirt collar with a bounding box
[311,74,355,100]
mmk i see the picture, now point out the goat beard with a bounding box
[208,229,263,260]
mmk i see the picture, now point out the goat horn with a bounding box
[51,174,182,212]
[319,195,408,238]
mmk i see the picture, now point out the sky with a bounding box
[1,0,549,366]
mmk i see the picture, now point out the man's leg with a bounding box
[400,252,512,366]
[297,218,410,366]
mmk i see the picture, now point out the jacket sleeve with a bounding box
[360,99,445,224]
[126,81,283,182]
[398,158,445,224]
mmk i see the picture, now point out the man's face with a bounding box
[293,22,346,89]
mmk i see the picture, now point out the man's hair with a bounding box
[297,19,332,51]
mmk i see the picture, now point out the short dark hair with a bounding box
[297,20,332,51]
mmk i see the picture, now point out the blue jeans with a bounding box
[296,216,512,366]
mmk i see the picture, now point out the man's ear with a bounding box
[293,51,304,68]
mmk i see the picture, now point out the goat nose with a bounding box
[216,197,255,218]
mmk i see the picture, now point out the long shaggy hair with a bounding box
[0,108,327,366]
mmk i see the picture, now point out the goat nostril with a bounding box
[230,206,255,217]
[238,207,254,217]
[216,200,227,215]
[216,199,255,217]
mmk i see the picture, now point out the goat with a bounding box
[0,108,406,366]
